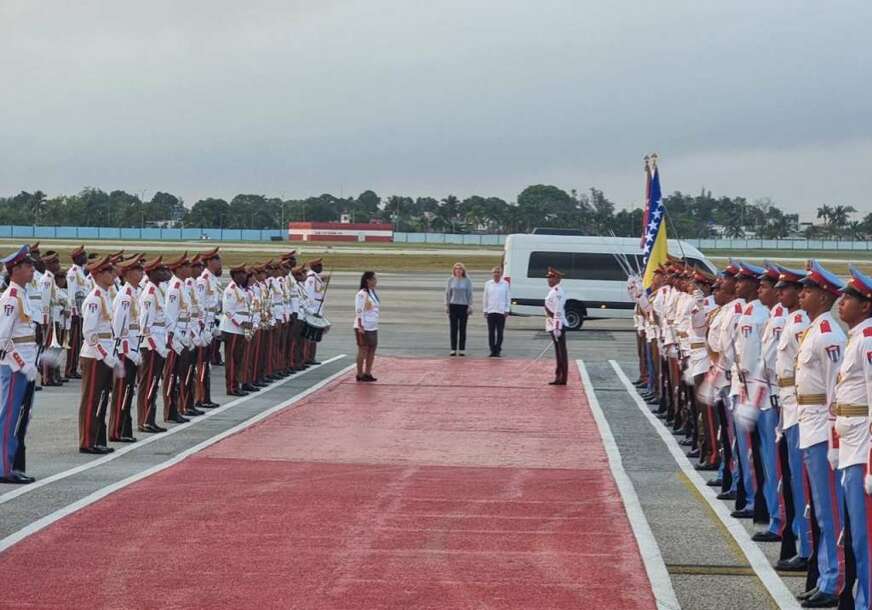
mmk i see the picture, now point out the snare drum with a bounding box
[302,314,331,342]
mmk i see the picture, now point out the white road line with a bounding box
[0,355,346,506]
[0,363,356,554]
[576,360,680,610]
[609,360,801,610]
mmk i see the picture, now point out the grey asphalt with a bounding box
[1,272,810,609]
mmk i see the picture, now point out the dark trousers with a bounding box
[448,304,469,351]
[224,332,245,393]
[550,330,568,383]
[137,350,164,427]
[65,316,82,377]
[195,342,212,404]
[109,356,137,439]
[79,357,113,449]
[486,313,506,355]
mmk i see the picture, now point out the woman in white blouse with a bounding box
[354,271,380,382]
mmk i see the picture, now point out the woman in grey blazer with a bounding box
[445,262,473,356]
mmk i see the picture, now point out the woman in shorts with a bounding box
[354,271,379,382]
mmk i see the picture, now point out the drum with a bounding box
[302,314,331,342]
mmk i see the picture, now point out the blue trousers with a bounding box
[757,408,784,534]
[842,464,871,610]
[785,425,812,558]
[733,404,756,508]
[0,366,28,478]
[804,442,846,595]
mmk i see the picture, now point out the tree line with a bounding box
[1,186,870,239]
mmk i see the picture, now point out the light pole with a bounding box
[139,190,148,229]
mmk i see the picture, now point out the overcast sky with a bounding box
[2,1,870,221]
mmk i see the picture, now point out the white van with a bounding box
[502,234,716,330]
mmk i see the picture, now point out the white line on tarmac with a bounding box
[0,355,346,506]
[576,360,680,610]
[0,363,356,554]
[609,360,801,610]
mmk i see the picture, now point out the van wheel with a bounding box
[565,304,584,331]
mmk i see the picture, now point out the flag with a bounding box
[642,165,667,290]
[640,160,652,247]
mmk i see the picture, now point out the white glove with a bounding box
[552,328,562,339]
[103,353,118,369]
[734,403,759,433]
[865,474,872,495]
[158,344,169,359]
[212,326,222,339]
[171,336,184,355]
[827,447,839,471]
[127,350,142,366]
[22,362,37,381]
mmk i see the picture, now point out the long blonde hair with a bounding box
[451,262,467,278]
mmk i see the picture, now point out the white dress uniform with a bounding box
[833,317,872,469]
[795,312,847,451]
[777,309,810,431]
[139,281,168,357]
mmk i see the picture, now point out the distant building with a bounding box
[288,221,393,242]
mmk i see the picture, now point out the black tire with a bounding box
[565,303,585,331]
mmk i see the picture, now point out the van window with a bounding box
[527,252,642,281]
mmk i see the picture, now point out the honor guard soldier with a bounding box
[185,255,207,414]
[39,250,63,386]
[291,264,308,370]
[108,255,145,443]
[78,255,120,455]
[794,260,848,608]
[0,246,38,484]
[65,245,88,379]
[137,257,169,434]
[196,247,222,409]
[163,253,196,423]
[544,266,568,385]
[220,264,251,396]
[772,263,813,573]
[304,258,326,365]
[831,267,872,610]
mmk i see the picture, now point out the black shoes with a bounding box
[138,425,165,434]
[706,479,723,488]
[109,436,137,443]
[776,555,809,572]
[79,446,114,455]
[801,590,838,607]
[695,463,719,472]
[1,471,35,484]
[686,449,701,459]
[242,384,259,392]
[548,380,567,385]
[228,390,248,397]
[168,415,190,424]
[730,508,755,519]
[716,490,736,500]
[356,374,377,383]
[751,531,781,542]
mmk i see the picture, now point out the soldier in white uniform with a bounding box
[794,260,848,608]
[108,255,144,443]
[65,245,88,379]
[220,264,251,396]
[78,255,120,455]
[38,251,63,386]
[196,247,222,409]
[833,267,872,610]
[544,266,568,385]
[162,253,196,423]
[772,264,814,574]
[304,258,327,365]
[137,256,169,434]
[0,246,38,484]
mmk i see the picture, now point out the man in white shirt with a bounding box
[544,267,568,385]
[482,266,511,357]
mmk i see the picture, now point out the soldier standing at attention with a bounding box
[220,264,250,397]
[0,246,38,484]
[196,247,222,409]
[544,267,568,385]
[832,267,872,610]
[108,256,144,443]
[794,260,848,608]
[137,257,169,434]
[78,255,119,455]
[162,253,192,424]
[65,245,87,379]
[304,258,326,365]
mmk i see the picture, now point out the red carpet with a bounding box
[0,357,656,609]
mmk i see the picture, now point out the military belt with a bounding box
[797,393,827,405]
[11,335,36,344]
[129,323,140,331]
[690,342,706,349]
[834,404,869,417]
[97,332,113,339]
[777,377,796,388]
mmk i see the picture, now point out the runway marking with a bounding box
[0,363,355,554]
[577,360,680,610]
[0,355,346,506]
[609,360,801,610]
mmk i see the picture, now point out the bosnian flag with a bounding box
[641,164,667,290]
